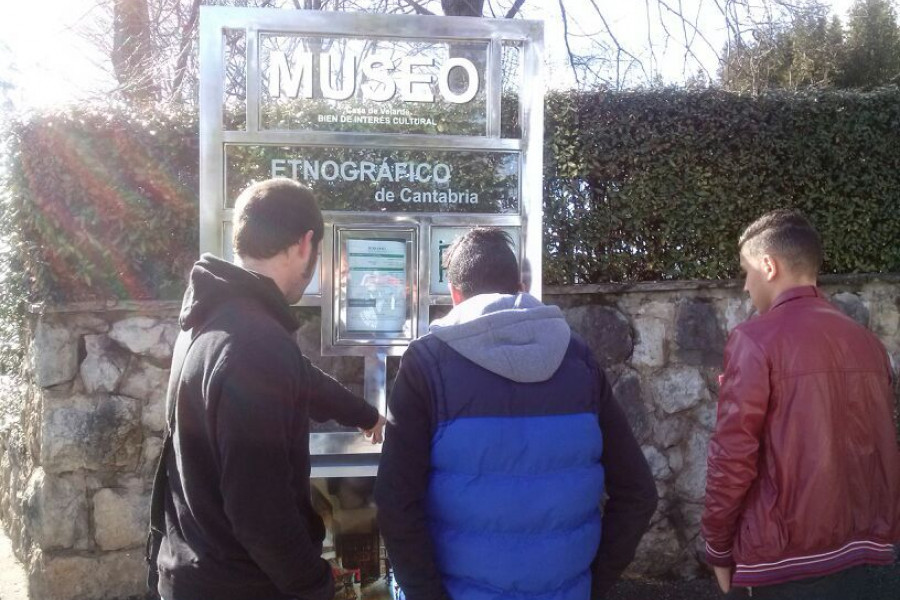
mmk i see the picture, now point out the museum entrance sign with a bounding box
[199,7,544,471]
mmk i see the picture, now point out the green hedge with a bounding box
[0,105,198,305]
[544,87,900,284]
[2,87,899,309]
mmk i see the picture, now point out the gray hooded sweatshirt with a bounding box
[429,292,571,383]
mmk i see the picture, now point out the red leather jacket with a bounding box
[702,286,900,587]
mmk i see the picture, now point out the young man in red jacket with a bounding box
[702,209,900,599]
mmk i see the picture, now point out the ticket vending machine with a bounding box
[199,14,543,570]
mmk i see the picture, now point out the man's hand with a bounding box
[713,565,733,593]
[361,414,386,444]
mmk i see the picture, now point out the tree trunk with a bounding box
[439,0,488,98]
[441,0,485,17]
[112,0,157,103]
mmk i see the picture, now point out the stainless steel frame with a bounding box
[199,7,544,476]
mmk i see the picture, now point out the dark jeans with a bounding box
[725,565,871,600]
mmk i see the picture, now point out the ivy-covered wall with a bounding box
[1,106,198,304]
[2,87,898,309]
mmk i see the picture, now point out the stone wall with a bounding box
[545,275,900,578]
[0,276,897,599]
[0,304,180,600]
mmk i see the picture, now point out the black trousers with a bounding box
[725,565,872,600]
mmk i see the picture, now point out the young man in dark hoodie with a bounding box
[153,178,385,600]
[375,228,658,600]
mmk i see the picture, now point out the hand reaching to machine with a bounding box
[361,414,386,444]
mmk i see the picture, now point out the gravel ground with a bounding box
[607,563,900,600]
[0,530,27,600]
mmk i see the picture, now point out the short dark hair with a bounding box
[232,179,324,259]
[443,227,520,297]
[738,209,823,277]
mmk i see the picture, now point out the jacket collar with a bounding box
[770,285,822,311]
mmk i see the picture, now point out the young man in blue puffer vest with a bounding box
[375,227,658,600]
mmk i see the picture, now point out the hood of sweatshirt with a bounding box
[428,292,571,383]
[178,254,298,333]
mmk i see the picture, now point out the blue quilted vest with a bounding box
[407,332,606,600]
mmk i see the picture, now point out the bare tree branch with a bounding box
[442,0,485,16]
[505,0,525,19]
[656,0,721,58]
[677,0,691,77]
[557,0,581,86]
[645,0,658,77]
[653,0,713,82]
[111,0,157,102]
[587,0,649,87]
[403,0,435,15]
[170,0,201,101]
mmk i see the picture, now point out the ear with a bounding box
[296,230,316,261]
[449,283,466,306]
[761,254,779,282]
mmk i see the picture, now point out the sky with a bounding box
[529,0,858,88]
[0,0,861,110]
[0,0,111,109]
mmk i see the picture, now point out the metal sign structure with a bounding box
[199,7,544,475]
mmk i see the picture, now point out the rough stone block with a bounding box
[109,317,179,362]
[119,358,169,434]
[675,301,725,367]
[722,296,754,335]
[869,300,899,344]
[120,358,169,403]
[0,378,28,524]
[612,370,652,444]
[696,397,718,432]
[650,367,710,414]
[669,500,707,578]
[631,317,667,368]
[68,315,109,335]
[653,413,690,448]
[92,480,149,551]
[80,335,130,394]
[30,322,78,388]
[679,500,704,533]
[642,445,672,480]
[29,549,146,600]
[41,395,141,473]
[142,396,166,434]
[831,292,870,327]
[563,305,633,368]
[635,300,675,322]
[673,429,711,502]
[21,468,89,551]
[627,519,684,577]
[667,446,684,473]
[140,436,164,480]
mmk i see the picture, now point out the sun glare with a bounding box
[1,0,112,110]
